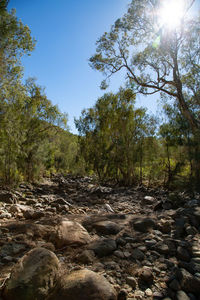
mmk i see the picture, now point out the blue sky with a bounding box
[8,0,161,133]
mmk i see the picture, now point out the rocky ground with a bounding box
[0,175,200,300]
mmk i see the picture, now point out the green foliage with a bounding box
[53,130,84,175]
[0,78,69,183]
[90,0,200,133]
[159,101,200,190]
[75,88,156,185]
[88,0,200,189]
[0,4,79,184]
[0,4,35,85]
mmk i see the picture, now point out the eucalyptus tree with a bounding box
[90,0,200,134]
[0,0,36,182]
[75,89,156,184]
[0,0,35,84]
[0,78,67,182]
[18,79,67,181]
[159,101,199,189]
[0,2,70,183]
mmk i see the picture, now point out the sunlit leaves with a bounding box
[90,0,200,132]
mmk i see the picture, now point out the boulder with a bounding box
[3,247,60,300]
[31,210,45,219]
[178,261,200,275]
[22,209,45,220]
[23,209,35,219]
[169,279,180,291]
[131,248,145,261]
[153,201,163,211]
[177,246,191,262]
[93,221,121,235]
[138,266,153,283]
[51,219,91,249]
[88,238,117,257]
[142,196,155,205]
[176,268,200,294]
[117,290,127,300]
[155,242,169,255]
[48,269,117,300]
[0,192,14,204]
[126,277,137,289]
[132,217,156,233]
[158,220,171,233]
[75,250,95,264]
[176,290,190,300]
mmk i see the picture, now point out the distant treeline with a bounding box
[75,88,200,191]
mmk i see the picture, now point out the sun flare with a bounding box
[159,0,185,30]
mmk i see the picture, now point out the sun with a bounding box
[159,0,185,30]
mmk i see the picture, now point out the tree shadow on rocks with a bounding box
[155,196,200,300]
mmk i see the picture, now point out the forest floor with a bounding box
[0,175,200,300]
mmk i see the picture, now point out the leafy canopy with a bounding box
[90,0,200,132]
[0,0,35,84]
[75,88,156,184]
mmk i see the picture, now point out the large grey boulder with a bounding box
[48,269,117,300]
[3,247,60,300]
